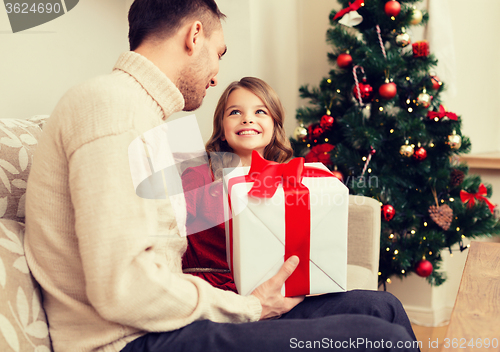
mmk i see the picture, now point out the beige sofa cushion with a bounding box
[0,219,52,351]
[0,117,48,223]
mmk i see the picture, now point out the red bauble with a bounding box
[331,168,344,182]
[381,204,396,221]
[337,53,353,68]
[384,0,401,17]
[379,82,397,100]
[430,75,442,90]
[320,114,335,129]
[308,123,324,140]
[415,259,433,277]
[352,78,374,103]
[305,143,335,166]
[413,147,427,161]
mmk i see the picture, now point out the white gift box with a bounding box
[222,161,348,297]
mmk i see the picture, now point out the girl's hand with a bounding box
[251,256,305,320]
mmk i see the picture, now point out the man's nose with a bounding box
[210,76,218,87]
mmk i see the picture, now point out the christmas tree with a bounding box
[292,0,500,288]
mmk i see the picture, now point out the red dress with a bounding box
[181,163,238,293]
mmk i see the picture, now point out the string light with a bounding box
[336,89,341,93]
[378,272,382,276]
[424,222,428,226]
[429,251,433,255]
[307,144,311,148]
[450,198,455,202]
[368,168,372,173]
[456,227,460,231]
[327,79,332,83]
[325,138,329,142]
[461,235,465,238]
[423,236,426,240]
[390,129,394,133]
[389,233,394,239]
[387,278,392,283]
[401,270,405,274]
[386,247,390,251]
[391,16,395,20]
[411,230,416,234]
[430,142,435,147]
[406,77,410,81]
[408,108,413,113]
[441,199,445,203]
[362,156,367,161]
[379,107,384,112]
[394,250,399,255]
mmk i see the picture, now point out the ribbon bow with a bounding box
[427,105,458,121]
[460,183,495,213]
[333,0,364,21]
[248,151,334,199]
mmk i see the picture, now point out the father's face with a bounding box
[179,27,226,111]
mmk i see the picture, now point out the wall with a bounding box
[0,0,128,119]
[444,1,500,153]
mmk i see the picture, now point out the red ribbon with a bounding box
[226,151,335,296]
[333,0,365,21]
[427,105,458,121]
[460,183,495,213]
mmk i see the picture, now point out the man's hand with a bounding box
[251,256,305,320]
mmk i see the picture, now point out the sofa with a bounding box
[0,116,381,352]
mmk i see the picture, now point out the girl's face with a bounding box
[222,88,274,158]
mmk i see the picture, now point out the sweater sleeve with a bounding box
[68,131,262,332]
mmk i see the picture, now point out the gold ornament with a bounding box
[447,130,462,150]
[293,125,308,141]
[395,32,411,47]
[410,9,423,25]
[417,88,432,108]
[400,141,414,157]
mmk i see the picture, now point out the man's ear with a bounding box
[185,21,203,56]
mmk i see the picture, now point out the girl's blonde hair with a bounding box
[205,77,293,181]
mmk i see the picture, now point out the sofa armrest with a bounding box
[346,195,381,291]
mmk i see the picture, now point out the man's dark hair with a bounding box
[128,0,226,51]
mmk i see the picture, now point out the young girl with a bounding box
[182,77,293,292]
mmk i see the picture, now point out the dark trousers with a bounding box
[121,290,421,352]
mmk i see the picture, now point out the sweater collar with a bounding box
[113,51,185,119]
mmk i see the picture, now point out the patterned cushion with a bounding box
[0,220,52,351]
[0,117,49,222]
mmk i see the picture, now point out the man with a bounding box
[25,1,419,351]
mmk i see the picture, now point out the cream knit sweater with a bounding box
[24,52,262,352]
